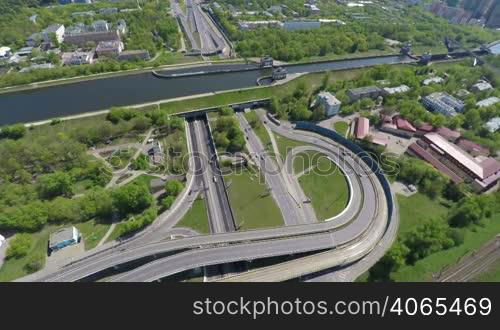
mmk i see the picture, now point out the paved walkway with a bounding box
[97,223,116,248]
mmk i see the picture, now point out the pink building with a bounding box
[355,117,370,140]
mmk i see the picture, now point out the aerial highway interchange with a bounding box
[19,105,397,283]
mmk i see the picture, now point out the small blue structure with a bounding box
[49,226,80,252]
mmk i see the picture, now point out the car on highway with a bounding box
[213,176,217,183]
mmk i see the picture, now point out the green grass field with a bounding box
[75,219,111,251]
[333,121,349,137]
[243,111,272,151]
[225,168,284,230]
[175,197,210,234]
[298,155,349,221]
[293,151,317,175]
[273,133,310,162]
[396,193,450,234]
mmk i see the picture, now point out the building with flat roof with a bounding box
[485,117,500,133]
[435,126,461,142]
[96,40,124,57]
[92,20,110,32]
[476,96,500,108]
[355,117,370,140]
[315,91,342,117]
[283,20,321,31]
[346,86,384,102]
[62,50,95,65]
[19,63,54,73]
[422,76,444,86]
[237,20,283,30]
[49,226,80,252]
[456,139,490,157]
[470,80,493,92]
[422,133,500,191]
[118,50,150,61]
[422,92,465,116]
[383,84,410,95]
[64,30,120,47]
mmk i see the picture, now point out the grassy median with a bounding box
[297,154,349,221]
[225,167,284,230]
[175,197,210,234]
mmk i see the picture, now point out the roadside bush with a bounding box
[162,195,175,210]
[6,233,32,259]
[24,254,44,273]
[117,207,158,237]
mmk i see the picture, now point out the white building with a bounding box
[422,76,444,86]
[476,96,500,108]
[485,117,500,133]
[315,91,342,117]
[383,84,411,95]
[43,24,65,43]
[19,63,54,73]
[49,226,80,252]
[0,46,12,60]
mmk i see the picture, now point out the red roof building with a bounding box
[394,116,417,132]
[417,122,434,133]
[456,139,490,157]
[435,127,461,141]
[355,117,370,140]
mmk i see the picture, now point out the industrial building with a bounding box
[409,133,500,192]
[347,86,384,102]
[64,30,120,47]
[422,92,465,116]
[49,226,81,252]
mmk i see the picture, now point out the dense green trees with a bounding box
[213,107,246,153]
[116,206,158,237]
[36,171,74,199]
[165,179,183,197]
[112,181,153,215]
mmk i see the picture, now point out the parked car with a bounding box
[0,234,5,248]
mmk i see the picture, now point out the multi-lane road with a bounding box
[190,118,236,233]
[172,0,228,55]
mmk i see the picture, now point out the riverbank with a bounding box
[0,51,407,95]
[0,57,246,95]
